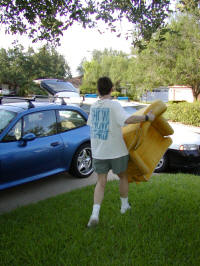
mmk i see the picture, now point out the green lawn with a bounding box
[1,173,200,266]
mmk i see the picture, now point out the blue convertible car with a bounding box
[0,97,93,190]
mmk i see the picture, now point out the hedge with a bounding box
[164,102,200,127]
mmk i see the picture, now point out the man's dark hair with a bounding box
[97,77,113,96]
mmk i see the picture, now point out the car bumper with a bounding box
[168,149,200,169]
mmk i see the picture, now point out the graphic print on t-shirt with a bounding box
[91,108,110,140]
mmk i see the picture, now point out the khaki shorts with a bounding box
[93,155,129,174]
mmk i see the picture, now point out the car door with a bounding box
[0,110,65,184]
[57,109,90,170]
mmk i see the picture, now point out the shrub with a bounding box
[164,102,200,127]
[111,91,121,98]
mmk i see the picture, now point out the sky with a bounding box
[0,21,133,77]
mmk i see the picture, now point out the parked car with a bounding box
[81,96,200,173]
[154,123,200,173]
[0,97,93,190]
[81,96,146,114]
[34,79,82,105]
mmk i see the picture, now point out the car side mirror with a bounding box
[19,133,36,146]
[23,133,36,141]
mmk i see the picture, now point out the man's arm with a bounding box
[125,110,155,124]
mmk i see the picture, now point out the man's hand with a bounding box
[146,110,155,122]
[125,110,155,124]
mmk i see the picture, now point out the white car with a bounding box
[81,96,200,172]
[155,123,200,172]
[81,95,146,114]
[121,102,200,173]
[34,79,82,105]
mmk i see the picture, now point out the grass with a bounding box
[1,173,200,266]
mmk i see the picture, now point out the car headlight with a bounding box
[179,144,199,151]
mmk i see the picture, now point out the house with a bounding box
[68,75,83,90]
[168,86,194,103]
[0,84,15,95]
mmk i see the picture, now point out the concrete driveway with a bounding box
[0,171,118,215]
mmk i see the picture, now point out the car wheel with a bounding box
[70,143,94,178]
[154,154,168,173]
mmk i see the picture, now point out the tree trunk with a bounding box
[192,84,200,101]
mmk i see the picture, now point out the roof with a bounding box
[68,75,83,88]
[168,85,192,90]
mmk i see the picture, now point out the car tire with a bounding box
[70,143,94,178]
[154,153,168,173]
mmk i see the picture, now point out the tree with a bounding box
[31,45,71,80]
[80,60,102,94]
[0,0,172,46]
[0,44,71,95]
[0,45,30,94]
[177,0,200,14]
[80,49,130,94]
[76,58,86,76]
[170,15,200,99]
[128,14,200,100]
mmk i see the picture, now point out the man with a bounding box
[87,77,155,227]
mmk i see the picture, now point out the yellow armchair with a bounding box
[122,100,174,183]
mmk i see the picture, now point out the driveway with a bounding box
[169,121,200,134]
[0,171,118,214]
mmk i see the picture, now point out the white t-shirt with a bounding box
[87,99,130,159]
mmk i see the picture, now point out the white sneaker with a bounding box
[120,204,131,214]
[87,215,99,227]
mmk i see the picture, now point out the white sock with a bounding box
[91,204,100,218]
[120,197,129,207]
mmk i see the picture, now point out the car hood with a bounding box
[169,123,200,149]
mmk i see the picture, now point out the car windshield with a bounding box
[43,80,78,93]
[0,109,17,134]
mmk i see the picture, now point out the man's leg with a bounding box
[118,172,131,214]
[88,173,107,227]
[94,173,107,204]
[118,172,129,198]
